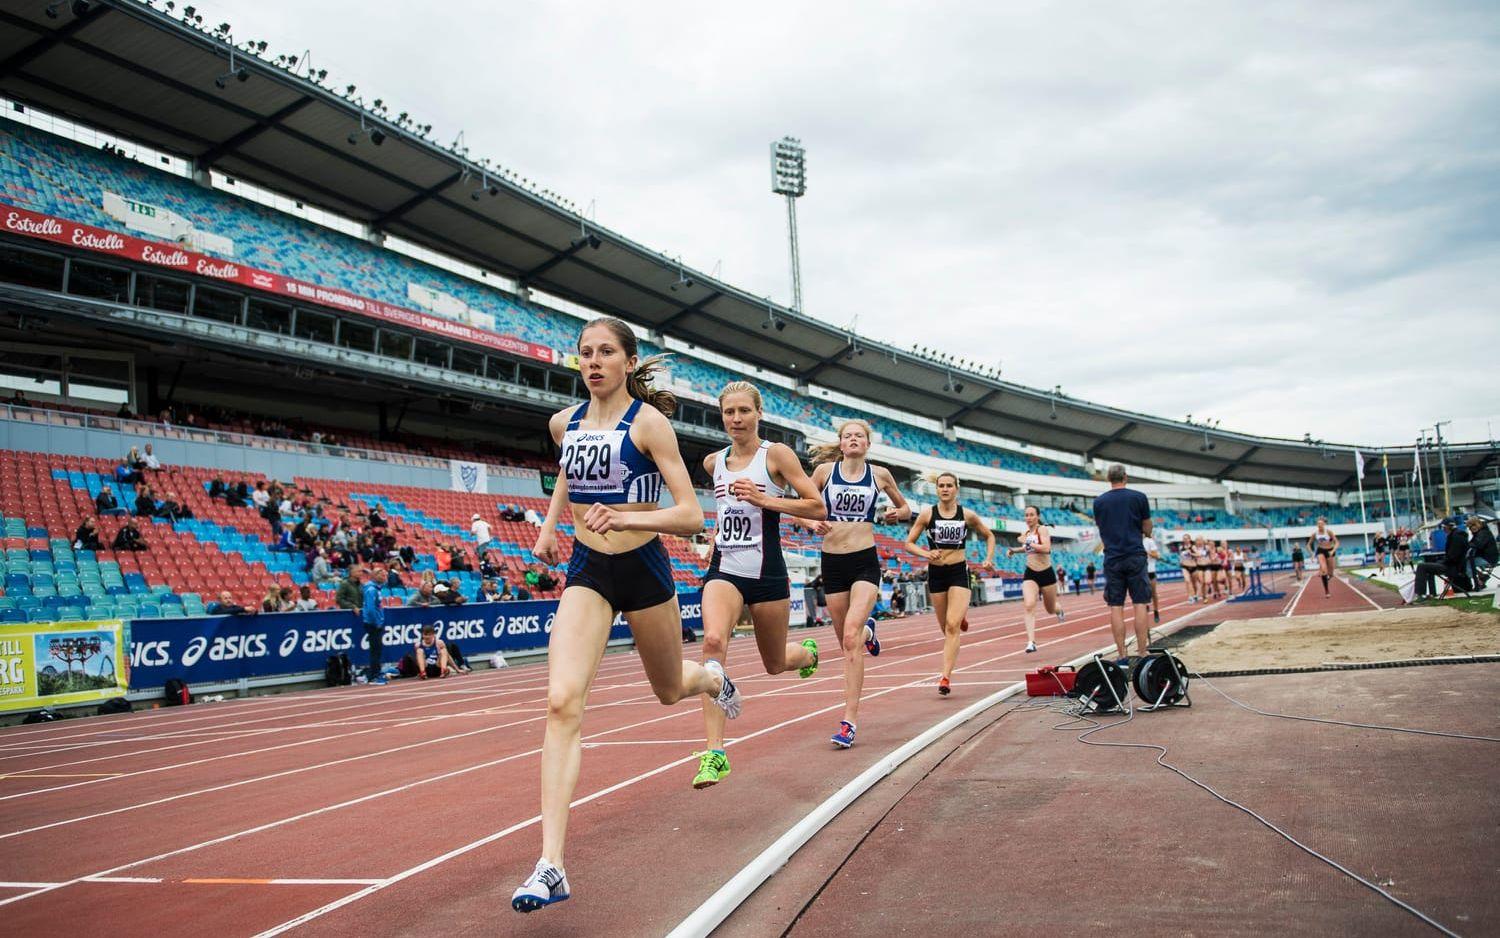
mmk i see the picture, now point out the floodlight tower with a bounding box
[770,136,807,314]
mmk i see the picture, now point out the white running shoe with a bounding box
[1056,609,1066,623]
[705,660,742,719]
[512,858,570,913]
[1025,641,1037,653]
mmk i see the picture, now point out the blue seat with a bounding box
[5,573,29,591]
[136,603,161,618]
[0,609,25,623]
[27,608,53,622]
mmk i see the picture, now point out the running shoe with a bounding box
[863,618,881,657]
[691,750,731,789]
[705,661,742,719]
[370,676,388,687]
[1056,609,1066,623]
[1024,641,1037,653]
[1153,610,1161,624]
[938,677,951,696]
[512,858,570,912]
[798,639,820,679]
[831,720,856,748]
[959,617,969,633]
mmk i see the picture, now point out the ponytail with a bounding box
[626,353,678,416]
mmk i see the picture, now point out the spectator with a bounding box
[1414,517,1471,600]
[435,546,452,573]
[73,518,103,552]
[208,477,227,500]
[261,586,286,613]
[367,505,387,530]
[156,491,192,522]
[535,567,557,592]
[477,578,504,603]
[412,625,458,679]
[206,590,253,616]
[361,567,389,685]
[111,519,147,552]
[1092,465,1153,663]
[501,503,524,522]
[142,443,162,472]
[132,485,156,517]
[114,461,141,487]
[524,565,540,590]
[436,578,467,606]
[94,487,124,516]
[294,584,320,612]
[514,583,532,602]
[9,389,28,405]
[471,513,493,551]
[335,567,364,611]
[479,552,502,580]
[310,548,335,584]
[226,480,249,508]
[117,401,135,419]
[126,446,145,471]
[270,526,296,552]
[448,546,472,573]
[523,506,543,527]
[499,579,514,601]
[408,582,440,607]
[385,567,406,591]
[1467,517,1498,587]
[250,480,270,514]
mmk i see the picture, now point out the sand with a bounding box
[1175,606,1500,672]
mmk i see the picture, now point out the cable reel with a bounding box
[1132,651,1191,711]
[1071,657,1129,714]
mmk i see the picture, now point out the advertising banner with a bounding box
[0,619,130,713]
[787,570,807,622]
[0,202,557,364]
[128,594,703,689]
[450,459,488,495]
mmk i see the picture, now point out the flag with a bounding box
[1382,453,1389,468]
[1354,450,1365,481]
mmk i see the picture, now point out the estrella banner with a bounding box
[128,594,703,689]
[0,619,131,713]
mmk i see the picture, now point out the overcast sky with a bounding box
[213,0,1498,448]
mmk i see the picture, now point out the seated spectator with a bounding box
[10,389,28,405]
[514,583,532,602]
[310,548,335,583]
[73,518,103,552]
[524,507,544,527]
[142,443,162,472]
[292,517,318,551]
[94,487,124,516]
[208,477,227,500]
[536,567,557,592]
[407,582,440,607]
[435,546,452,573]
[448,546,472,573]
[112,520,147,552]
[294,584,320,612]
[398,544,417,568]
[476,578,505,603]
[269,526,296,552]
[479,552,502,580]
[435,578,467,606]
[126,446,145,471]
[155,492,191,522]
[385,567,406,592]
[524,565,540,589]
[367,505,387,529]
[225,480,249,507]
[114,461,142,487]
[335,567,364,611]
[251,480,270,514]
[1465,516,1497,587]
[133,485,157,517]
[205,590,253,616]
[500,503,524,522]
[1414,517,1470,600]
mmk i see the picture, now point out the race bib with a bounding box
[716,502,761,551]
[826,484,871,520]
[932,519,966,546]
[561,430,626,495]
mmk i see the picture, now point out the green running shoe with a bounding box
[692,749,730,789]
[798,638,820,679]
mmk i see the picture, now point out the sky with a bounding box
[208,0,1499,447]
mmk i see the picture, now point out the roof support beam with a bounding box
[519,238,594,287]
[799,341,856,382]
[656,292,721,330]
[195,96,313,167]
[1213,445,1261,482]
[946,388,1001,424]
[1083,421,1137,460]
[0,6,108,81]
[371,170,463,226]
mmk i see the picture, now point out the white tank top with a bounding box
[712,441,786,579]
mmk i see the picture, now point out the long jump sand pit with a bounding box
[1177,605,1499,672]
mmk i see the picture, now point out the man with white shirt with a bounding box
[471,512,493,552]
[1143,533,1161,624]
[142,443,163,472]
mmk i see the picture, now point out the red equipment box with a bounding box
[1025,665,1076,697]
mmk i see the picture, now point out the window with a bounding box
[67,259,130,302]
[193,285,243,325]
[413,337,449,368]
[517,363,544,389]
[485,357,516,383]
[0,244,64,291]
[378,330,412,360]
[293,308,335,344]
[247,299,292,333]
[133,273,190,313]
[547,370,577,397]
[451,347,484,376]
[338,320,375,353]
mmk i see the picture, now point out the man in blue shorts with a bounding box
[1092,464,1153,664]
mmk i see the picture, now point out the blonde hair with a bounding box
[718,381,763,412]
[580,317,678,416]
[808,418,873,464]
[930,471,959,487]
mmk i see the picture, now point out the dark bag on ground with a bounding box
[324,653,353,687]
[163,678,192,706]
[22,708,58,724]
[397,653,419,678]
[97,696,133,716]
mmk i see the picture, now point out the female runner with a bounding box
[1005,505,1066,654]
[801,419,911,748]
[1195,537,1219,599]
[1143,532,1161,622]
[512,318,738,913]
[1231,544,1247,594]
[902,472,996,696]
[691,381,826,789]
[1178,535,1200,603]
[1307,517,1340,597]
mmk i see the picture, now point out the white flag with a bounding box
[1354,450,1365,481]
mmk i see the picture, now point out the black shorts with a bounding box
[927,561,970,594]
[1147,571,1157,581]
[702,567,790,605]
[1103,553,1152,607]
[566,537,676,613]
[1316,548,1335,558]
[1022,566,1058,588]
[821,547,881,595]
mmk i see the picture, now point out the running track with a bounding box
[0,579,1323,936]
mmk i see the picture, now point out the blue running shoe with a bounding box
[831,720,856,748]
[863,618,881,657]
[370,676,388,686]
[512,858,570,913]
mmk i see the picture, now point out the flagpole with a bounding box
[1414,439,1429,526]
[1382,453,1397,528]
[1354,451,1369,554]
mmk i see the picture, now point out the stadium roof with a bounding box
[2,0,1494,492]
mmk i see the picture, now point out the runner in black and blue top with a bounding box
[691,381,828,789]
[903,472,995,696]
[512,317,738,915]
[799,419,912,749]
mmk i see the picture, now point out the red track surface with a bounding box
[0,579,1271,936]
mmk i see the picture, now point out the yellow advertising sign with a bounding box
[0,619,130,713]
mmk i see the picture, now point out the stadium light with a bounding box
[770,136,807,314]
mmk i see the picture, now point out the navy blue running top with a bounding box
[561,399,663,505]
[823,461,879,523]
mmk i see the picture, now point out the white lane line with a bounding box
[1341,575,1385,612]
[1283,574,1313,617]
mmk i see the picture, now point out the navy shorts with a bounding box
[703,556,791,605]
[1103,553,1152,607]
[566,537,676,613]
